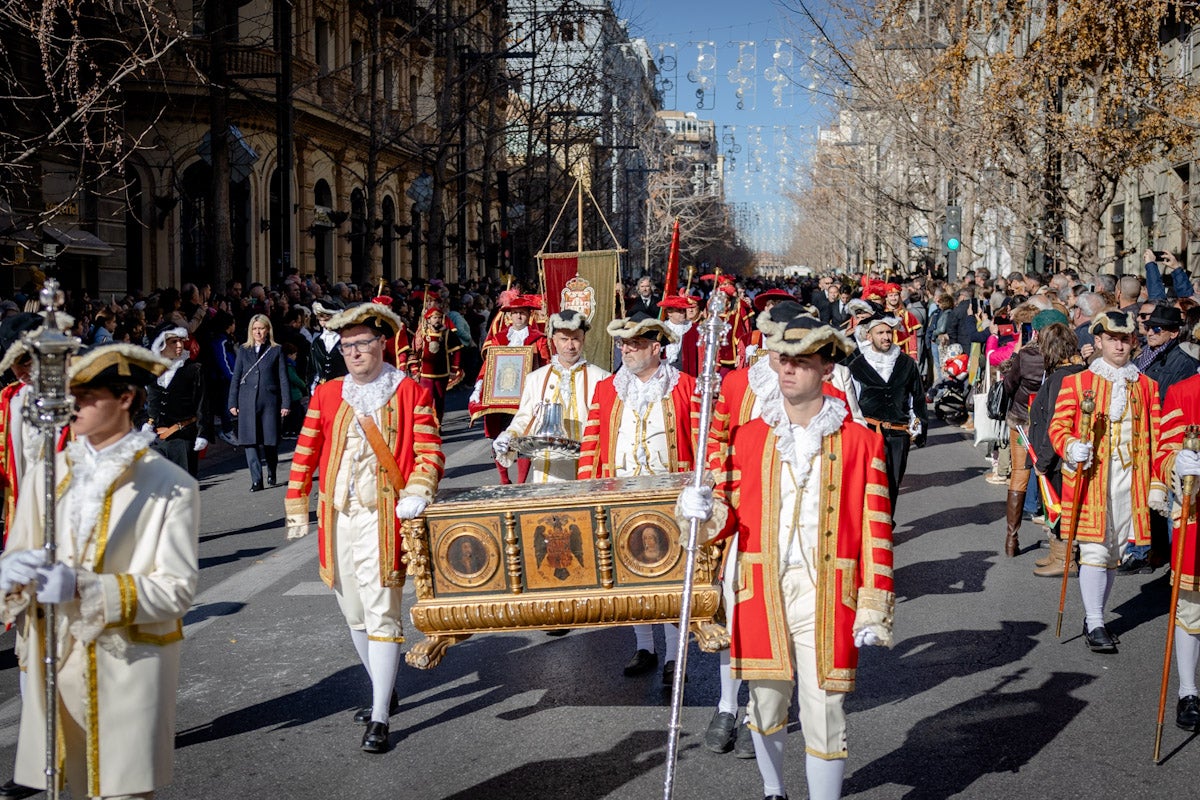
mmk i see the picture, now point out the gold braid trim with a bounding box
[86,642,100,796]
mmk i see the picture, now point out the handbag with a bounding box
[986,379,1010,421]
[973,368,1006,447]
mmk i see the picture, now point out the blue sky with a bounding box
[622,0,832,253]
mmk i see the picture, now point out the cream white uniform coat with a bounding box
[1,432,199,797]
[502,358,610,482]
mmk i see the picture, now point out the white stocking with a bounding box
[1079,565,1108,630]
[663,623,681,662]
[1176,631,1200,699]
[718,649,740,715]
[806,754,845,800]
[751,728,787,797]
[367,640,401,724]
[349,628,371,674]
[633,624,654,653]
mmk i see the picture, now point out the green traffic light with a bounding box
[947,237,960,251]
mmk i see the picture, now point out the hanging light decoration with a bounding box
[686,41,717,110]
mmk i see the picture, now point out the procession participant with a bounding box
[884,283,923,360]
[678,311,894,800]
[285,301,443,753]
[846,313,928,509]
[746,289,797,361]
[147,326,210,478]
[407,305,463,423]
[1155,368,1200,730]
[370,294,412,372]
[0,313,49,538]
[309,300,348,388]
[0,343,200,799]
[716,279,754,373]
[470,294,550,484]
[660,294,700,376]
[1049,310,1162,652]
[493,309,609,483]
[578,312,699,683]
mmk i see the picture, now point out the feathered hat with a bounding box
[756,300,806,338]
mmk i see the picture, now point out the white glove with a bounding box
[492,431,514,459]
[743,344,758,361]
[193,437,208,452]
[0,550,47,593]
[679,485,714,522]
[395,495,429,520]
[907,415,923,438]
[1178,449,1200,478]
[141,422,155,434]
[34,562,76,604]
[1066,440,1093,467]
[469,380,483,405]
[854,627,883,648]
[286,522,311,540]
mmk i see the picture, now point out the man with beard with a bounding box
[578,312,699,683]
[147,327,210,477]
[846,313,928,509]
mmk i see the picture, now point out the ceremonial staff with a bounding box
[1154,424,1200,762]
[1056,389,1096,638]
[21,279,81,800]
[662,286,727,800]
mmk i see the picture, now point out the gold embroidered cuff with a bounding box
[853,588,895,647]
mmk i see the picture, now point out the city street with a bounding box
[0,393,1195,799]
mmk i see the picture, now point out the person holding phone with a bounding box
[1144,248,1194,301]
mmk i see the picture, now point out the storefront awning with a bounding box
[0,212,37,245]
[43,226,114,257]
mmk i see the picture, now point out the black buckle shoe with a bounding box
[361,721,389,753]
[1177,695,1200,731]
[734,720,756,759]
[623,649,658,676]
[703,710,737,753]
[353,691,400,725]
[1083,623,1117,653]
[1117,557,1152,575]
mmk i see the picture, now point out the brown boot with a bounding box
[1034,535,1054,567]
[1033,537,1077,577]
[1004,490,1023,556]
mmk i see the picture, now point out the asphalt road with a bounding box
[0,392,1196,799]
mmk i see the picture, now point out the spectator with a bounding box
[1117,275,1143,312]
[228,313,290,492]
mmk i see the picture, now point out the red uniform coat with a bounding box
[1156,374,1200,588]
[718,301,754,370]
[0,381,23,531]
[409,321,463,380]
[577,370,700,479]
[1048,368,1161,544]
[285,376,443,588]
[470,327,551,425]
[888,307,923,360]
[711,415,894,691]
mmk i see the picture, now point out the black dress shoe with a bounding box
[734,720,756,759]
[1083,623,1117,653]
[249,482,264,493]
[1117,556,1152,575]
[266,472,277,486]
[661,660,688,686]
[353,691,400,725]
[703,710,737,753]
[623,648,658,676]
[764,795,788,800]
[0,780,39,799]
[361,721,389,753]
[1177,695,1200,731]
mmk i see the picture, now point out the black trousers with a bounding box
[879,429,911,511]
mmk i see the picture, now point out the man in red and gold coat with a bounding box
[883,283,923,360]
[285,301,443,754]
[659,293,700,376]
[0,314,43,544]
[470,294,550,484]
[407,306,463,423]
[578,311,699,682]
[1155,369,1200,731]
[1050,310,1162,653]
[680,311,894,800]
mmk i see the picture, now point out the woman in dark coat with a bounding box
[228,313,290,491]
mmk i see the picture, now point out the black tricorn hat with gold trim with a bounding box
[765,313,856,361]
[1090,309,1136,337]
[325,301,405,337]
[69,343,172,388]
[606,311,677,344]
[755,300,805,338]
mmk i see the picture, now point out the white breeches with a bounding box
[1078,461,1133,570]
[332,504,404,641]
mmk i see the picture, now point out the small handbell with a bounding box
[513,400,581,460]
[532,401,568,440]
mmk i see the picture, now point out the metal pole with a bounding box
[662,288,727,800]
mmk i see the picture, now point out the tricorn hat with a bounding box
[752,288,796,312]
[1090,309,1136,336]
[325,302,405,337]
[502,294,542,311]
[607,311,677,344]
[312,300,343,318]
[548,308,591,335]
[658,293,697,311]
[756,300,806,338]
[0,312,45,374]
[69,343,172,388]
[765,314,856,361]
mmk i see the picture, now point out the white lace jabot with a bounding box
[1089,358,1140,420]
[613,363,681,414]
[861,344,901,382]
[342,363,405,416]
[507,326,530,347]
[770,396,848,489]
[65,429,156,554]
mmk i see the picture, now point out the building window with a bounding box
[351,39,364,93]
[315,18,330,76]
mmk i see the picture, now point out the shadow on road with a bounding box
[896,500,1006,546]
[182,601,246,627]
[893,550,994,602]
[436,729,685,800]
[850,620,1045,713]
[1108,571,1170,640]
[198,546,275,570]
[845,670,1094,799]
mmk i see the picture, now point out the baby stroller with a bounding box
[928,344,969,424]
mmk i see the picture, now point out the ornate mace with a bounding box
[21,279,81,800]
[662,284,728,800]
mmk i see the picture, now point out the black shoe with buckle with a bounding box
[1083,622,1117,653]
[734,720,756,758]
[1117,556,1152,575]
[623,649,658,676]
[353,691,400,725]
[1177,695,1200,731]
[361,721,389,753]
[703,710,737,753]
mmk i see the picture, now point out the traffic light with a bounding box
[945,205,962,278]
